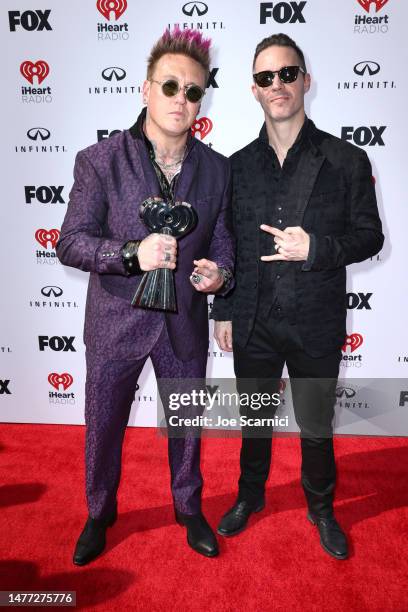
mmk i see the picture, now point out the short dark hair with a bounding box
[147,26,211,80]
[252,33,307,73]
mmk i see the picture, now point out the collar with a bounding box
[129,106,197,155]
[258,115,311,156]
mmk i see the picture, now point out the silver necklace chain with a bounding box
[155,145,187,171]
[156,157,183,170]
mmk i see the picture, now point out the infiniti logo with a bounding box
[336,387,357,399]
[27,127,50,141]
[41,285,63,298]
[354,61,380,76]
[102,66,126,81]
[182,1,208,17]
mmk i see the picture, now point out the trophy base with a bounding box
[131,268,177,312]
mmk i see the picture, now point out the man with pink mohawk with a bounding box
[57,27,234,564]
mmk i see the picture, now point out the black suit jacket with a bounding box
[211,120,384,357]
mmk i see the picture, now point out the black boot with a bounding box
[300,438,347,558]
[73,507,117,566]
[307,513,348,560]
[175,509,219,557]
[303,478,348,559]
[217,498,265,537]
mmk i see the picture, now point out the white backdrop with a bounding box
[1,0,407,435]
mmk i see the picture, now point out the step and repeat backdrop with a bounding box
[1,0,407,435]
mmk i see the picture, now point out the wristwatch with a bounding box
[121,240,142,276]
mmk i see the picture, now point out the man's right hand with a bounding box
[214,321,233,352]
[137,233,177,271]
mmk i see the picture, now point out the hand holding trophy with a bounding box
[132,197,198,312]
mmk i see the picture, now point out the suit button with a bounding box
[277,206,282,211]
[276,275,281,280]
[277,219,283,225]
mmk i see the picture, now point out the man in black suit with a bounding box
[211,33,383,560]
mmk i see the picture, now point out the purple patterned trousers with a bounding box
[84,323,207,519]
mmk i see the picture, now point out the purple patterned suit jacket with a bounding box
[57,109,234,361]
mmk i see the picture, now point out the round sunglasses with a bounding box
[253,65,305,87]
[149,78,205,103]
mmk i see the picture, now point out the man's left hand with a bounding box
[190,258,224,293]
[260,225,310,262]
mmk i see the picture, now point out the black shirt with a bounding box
[258,119,309,324]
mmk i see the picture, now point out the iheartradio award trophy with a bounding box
[132,197,198,312]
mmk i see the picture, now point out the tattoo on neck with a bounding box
[149,137,186,165]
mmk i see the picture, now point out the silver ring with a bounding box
[191,273,203,284]
[164,252,171,263]
[275,243,280,252]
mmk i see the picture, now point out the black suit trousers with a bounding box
[233,316,341,517]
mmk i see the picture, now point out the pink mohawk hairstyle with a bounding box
[161,25,211,53]
[147,26,212,79]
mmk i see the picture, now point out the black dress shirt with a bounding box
[258,120,309,324]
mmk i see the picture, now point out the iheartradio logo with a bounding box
[48,372,73,391]
[96,0,127,20]
[191,117,213,140]
[35,229,60,249]
[20,60,49,85]
[357,0,388,12]
[342,333,364,353]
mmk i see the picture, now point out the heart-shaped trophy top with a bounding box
[140,197,198,238]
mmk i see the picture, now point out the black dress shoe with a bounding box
[307,513,348,560]
[175,510,219,557]
[73,508,117,566]
[217,499,265,537]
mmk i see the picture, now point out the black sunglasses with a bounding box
[150,78,205,103]
[253,65,305,87]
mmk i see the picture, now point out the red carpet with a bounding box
[0,424,407,611]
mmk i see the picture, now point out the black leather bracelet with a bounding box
[218,267,233,290]
[122,240,142,276]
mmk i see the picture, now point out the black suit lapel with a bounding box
[253,145,270,260]
[292,146,326,225]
